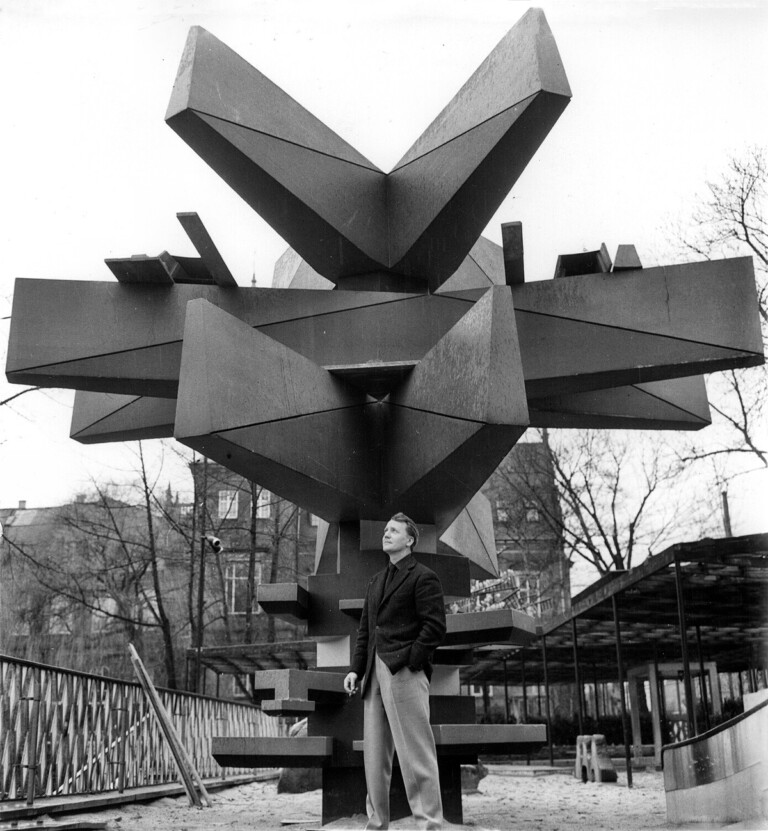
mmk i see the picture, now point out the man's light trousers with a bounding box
[363,654,443,830]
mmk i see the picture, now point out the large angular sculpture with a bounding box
[5,8,764,825]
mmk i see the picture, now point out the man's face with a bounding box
[382,520,413,556]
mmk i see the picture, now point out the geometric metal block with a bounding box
[166,10,570,292]
[430,723,546,755]
[528,376,712,431]
[256,583,310,625]
[385,10,571,290]
[247,669,346,705]
[351,723,546,758]
[166,26,388,281]
[212,736,335,768]
[431,236,507,295]
[388,286,529,529]
[613,244,643,272]
[173,299,382,520]
[554,243,612,279]
[261,699,317,716]
[176,212,237,287]
[501,222,525,285]
[70,392,176,443]
[444,609,538,648]
[513,257,763,398]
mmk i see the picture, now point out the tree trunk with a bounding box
[139,443,177,688]
[244,483,259,643]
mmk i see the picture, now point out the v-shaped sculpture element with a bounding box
[165,9,571,292]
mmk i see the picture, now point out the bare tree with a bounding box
[2,449,186,686]
[673,147,767,470]
[0,387,40,408]
[496,430,716,577]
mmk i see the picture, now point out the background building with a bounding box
[482,439,570,619]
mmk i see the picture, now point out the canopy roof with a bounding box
[187,639,317,677]
[462,532,768,687]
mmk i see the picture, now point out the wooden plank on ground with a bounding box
[128,644,212,808]
[0,821,106,830]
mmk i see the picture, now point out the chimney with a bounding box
[18,499,26,510]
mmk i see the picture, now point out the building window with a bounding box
[496,505,509,522]
[179,503,194,518]
[256,489,271,519]
[218,489,239,521]
[225,561,262,614]
[524,501,540,523]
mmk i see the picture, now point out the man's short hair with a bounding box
[389,512,419,551]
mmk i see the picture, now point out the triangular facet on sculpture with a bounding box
[387,287,529,528]
[166,26,388,278]
[512,257,762,355]
[517,312,762,399]
[71,392,176,444]
[528,376,712,430]
[393,9,571,168]
[388,94,568,289]
[440,491,500,579]
[174,299,369,437]
[385,6,571,285]
[173,299,382,520]
[390,287,527,424]
[436,237,505,294]
[273,247,334,291]
[166,27,378,168]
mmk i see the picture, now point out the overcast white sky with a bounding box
[1,1,767,554]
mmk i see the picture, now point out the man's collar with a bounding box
[388,552,413,570]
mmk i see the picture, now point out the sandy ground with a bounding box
[31,768,768,831]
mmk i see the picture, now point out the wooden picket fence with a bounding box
[0,653,286,804]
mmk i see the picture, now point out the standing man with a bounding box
[344,513,446,830]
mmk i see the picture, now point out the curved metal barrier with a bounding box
[662,696,768,824]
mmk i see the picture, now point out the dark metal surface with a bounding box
[176,212,237,287]
[165,11,570,290]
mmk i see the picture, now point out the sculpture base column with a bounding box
[320,763,463,826]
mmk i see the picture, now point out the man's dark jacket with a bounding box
[350,554,446,697]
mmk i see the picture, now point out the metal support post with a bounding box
[611,594,633,788]
[503,656,510,723]
[571,616,584,735]
[695,624,710,731]
[542,634,554,767]
[592,663,600,727]
[673,555,697,738]
[521,654,528,723]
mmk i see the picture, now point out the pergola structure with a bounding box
[462,533,768,775]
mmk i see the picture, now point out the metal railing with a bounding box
[0,653,287,804]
